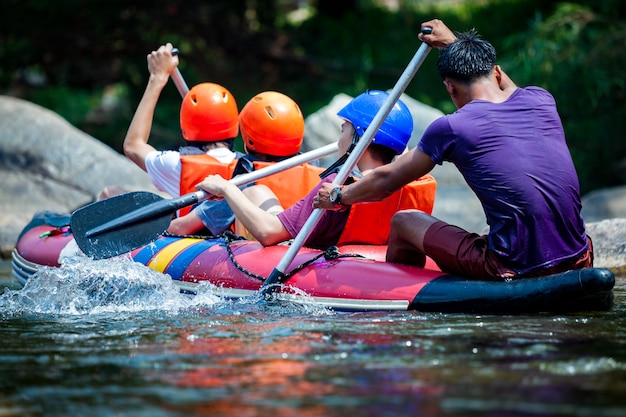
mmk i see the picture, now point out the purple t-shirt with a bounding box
[419,87,588,274]
[277,173,350,250]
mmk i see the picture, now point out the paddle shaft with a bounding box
[170,48,189,97]
[261,35,433,295]
[189,142,340,207]
[84,142,339,238]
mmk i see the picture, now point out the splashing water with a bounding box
[0,255,331,318]
[0,255,219,316]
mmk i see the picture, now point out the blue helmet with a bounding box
[337,90,413,155]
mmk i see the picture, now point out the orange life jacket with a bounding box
[251,160,326,208]
[178,154,325,216]
[337,174,437,246]
[179,154,240,216]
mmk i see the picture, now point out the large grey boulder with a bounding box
[0,95,158,255]
[582,185,626,222]
[581,187,626,274]
[586,219,626,275]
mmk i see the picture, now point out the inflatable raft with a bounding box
[11,212,615,313]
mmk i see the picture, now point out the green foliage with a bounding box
[28,87,100,128]
[286,0,558,115]
[500,3,626,192]
[0,0,624,193]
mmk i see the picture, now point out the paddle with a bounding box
[71,143,339,259]
[169,48,189,97]
[259,29,433,297]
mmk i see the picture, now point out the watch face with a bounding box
[330,187,340,204]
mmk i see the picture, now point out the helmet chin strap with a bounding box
[319,130,360,179]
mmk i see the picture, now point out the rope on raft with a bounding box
[165,230,369,283]
[222,231,369,282]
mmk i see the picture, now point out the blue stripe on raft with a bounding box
[133,236,181,265]
[164,238,223,280]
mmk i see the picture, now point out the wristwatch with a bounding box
[329,186,348,210]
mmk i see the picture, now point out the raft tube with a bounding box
[12,215,615,313]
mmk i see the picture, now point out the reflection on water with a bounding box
[0,258,625,417]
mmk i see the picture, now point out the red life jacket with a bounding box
[337,174,437,245]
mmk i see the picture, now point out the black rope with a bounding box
[163,230,244,241]
[279,245,369,282]
[164,231,371,284]
[220,231,332,282]
[222,230,267,282]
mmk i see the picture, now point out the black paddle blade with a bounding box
[71,191,172,260]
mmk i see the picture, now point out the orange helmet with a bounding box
[180,83,239,142]
[239,91,304,157]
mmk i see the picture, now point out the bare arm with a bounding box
[195,175,292,246]
[314,147,436,209]
[167,210,205,235]
[123,43,178,172]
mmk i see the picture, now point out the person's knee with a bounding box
[390,209,440,249]
[96,185,128,201]
[243,184,275,204]
[242,184,272,199]
[391,209,430,231]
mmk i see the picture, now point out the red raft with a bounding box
[12,212,615,313]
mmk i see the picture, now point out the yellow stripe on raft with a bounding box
[148,238,204,272]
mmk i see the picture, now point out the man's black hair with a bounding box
[437,29,496,83]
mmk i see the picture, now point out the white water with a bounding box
[0,255,330,318]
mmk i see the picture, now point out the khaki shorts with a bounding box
[423,221,593,280]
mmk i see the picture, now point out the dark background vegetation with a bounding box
[1,0,624,194]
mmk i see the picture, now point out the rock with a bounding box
[302,93,350,167]
[582,186,626,222]
[586,219,626,275]
[0,96,159,255]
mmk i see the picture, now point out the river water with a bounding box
[1,256,625,417]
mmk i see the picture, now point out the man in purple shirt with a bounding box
[315,19,592,279]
